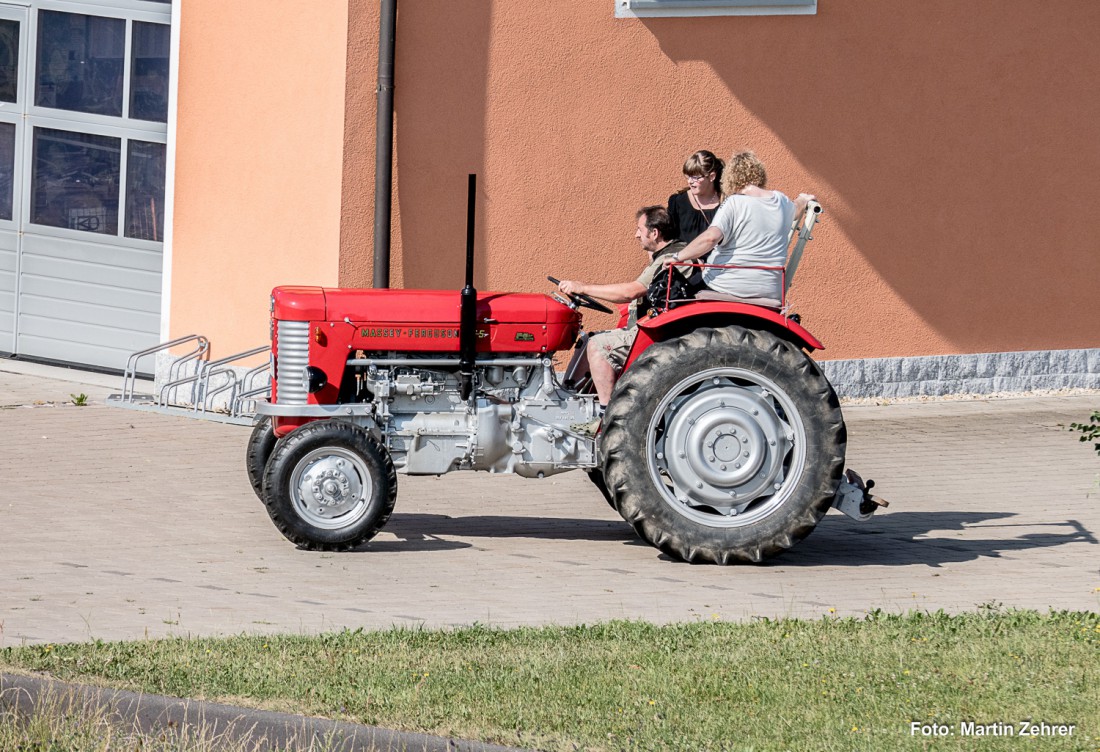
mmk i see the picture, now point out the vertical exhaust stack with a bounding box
[459,174,477,400]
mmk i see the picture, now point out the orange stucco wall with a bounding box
[339,0,1100,361]
[170,1,348,360]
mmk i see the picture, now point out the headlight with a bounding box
[302,366,327,394]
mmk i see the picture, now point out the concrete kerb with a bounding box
[0,673,529,752]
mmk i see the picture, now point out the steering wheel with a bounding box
[547,276,613,314]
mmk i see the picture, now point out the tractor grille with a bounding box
[275,320,310,405]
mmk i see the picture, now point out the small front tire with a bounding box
[586,468,616,510]
[261,420,397,551]
[245,416,277,499]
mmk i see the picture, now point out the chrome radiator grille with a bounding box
[275,320,310,405]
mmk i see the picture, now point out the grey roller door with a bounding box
[0,5,24,355]
[0,1,170,371]
[15,232,161,367]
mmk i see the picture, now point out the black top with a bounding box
[668,191,721,244]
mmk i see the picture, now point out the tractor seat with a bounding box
[692,290,782,310]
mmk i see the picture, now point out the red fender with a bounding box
[622,302,825,371]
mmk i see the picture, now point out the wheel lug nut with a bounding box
[743,451,750,458]
[720,464,727,471]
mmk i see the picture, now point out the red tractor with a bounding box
[248,179,884,564]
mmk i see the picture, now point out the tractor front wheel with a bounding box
[585,468,616,510]
[261,420,397,551]
[601,326,845,564]
[245,416,277,499]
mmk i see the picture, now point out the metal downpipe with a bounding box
[372,0,397,289]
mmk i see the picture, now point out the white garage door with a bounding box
[0,0,170,371]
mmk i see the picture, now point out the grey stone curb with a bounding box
[0,673,530,752]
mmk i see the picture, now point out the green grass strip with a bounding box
[3,610,1098,751]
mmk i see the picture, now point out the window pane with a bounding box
[31,127,120,235]
[130,22,169,122]
[0,20,19,104]
[125,140,165,241]
[35,12,125,117]
[0,122,14,220]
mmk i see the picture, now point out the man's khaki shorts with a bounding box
[588,325,637,371]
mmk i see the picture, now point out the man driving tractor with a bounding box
[556,204,686,412]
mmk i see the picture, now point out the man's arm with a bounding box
[662,225,724,266]
[558,279,646,303]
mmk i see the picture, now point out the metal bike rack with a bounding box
[107,336,270,425]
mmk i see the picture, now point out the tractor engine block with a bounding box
[356,359,597,477]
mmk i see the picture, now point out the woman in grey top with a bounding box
[664,151,815,303]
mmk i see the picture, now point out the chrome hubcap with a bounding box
[649,368,805,527]
[290,447,372,529]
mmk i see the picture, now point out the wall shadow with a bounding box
[641,2,1100,352]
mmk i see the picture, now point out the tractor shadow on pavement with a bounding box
[353,510,1096,567]
[779,511,1097,568]
[357,512,640,553]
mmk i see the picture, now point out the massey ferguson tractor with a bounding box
[247,176,885,564]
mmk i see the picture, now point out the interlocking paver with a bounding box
[1,360,1098,646]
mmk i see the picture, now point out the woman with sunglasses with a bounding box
[667,150,725,244]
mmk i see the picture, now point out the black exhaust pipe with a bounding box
[459,174,477,400]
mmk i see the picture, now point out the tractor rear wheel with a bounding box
[601,326,845,564]
[261,420,397,551]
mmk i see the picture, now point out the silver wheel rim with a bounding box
[289,447,373,530]
[646,367,807,528]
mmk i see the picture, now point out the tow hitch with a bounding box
[832,469,889,522]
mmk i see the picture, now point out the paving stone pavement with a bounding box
[1,361,1098,647]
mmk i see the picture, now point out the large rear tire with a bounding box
[601,326,845,564]
[261,420,397,551]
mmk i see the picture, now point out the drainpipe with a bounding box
[372,0,397,288]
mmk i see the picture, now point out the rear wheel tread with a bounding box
[602,325,846,564]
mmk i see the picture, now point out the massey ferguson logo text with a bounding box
[360,327,482,339]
